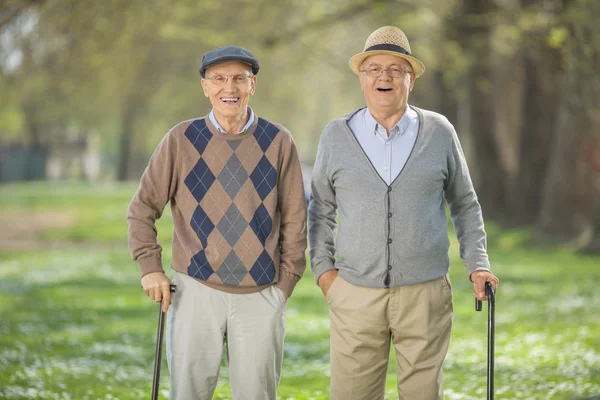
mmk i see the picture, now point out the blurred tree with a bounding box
[538,0,600,250]
[1,4,75,147]
[112,2,177,181]
[510,0,563,227]
[460,0,508,221]
[585,145,600,252]
[0,0,44,30]
[2,0,599,249]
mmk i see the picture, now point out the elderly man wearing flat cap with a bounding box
[308,26,499,399]
[128,45,307,399]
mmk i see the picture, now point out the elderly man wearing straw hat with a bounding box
[308,26,499,399]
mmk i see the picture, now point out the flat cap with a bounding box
[199,46,260,77]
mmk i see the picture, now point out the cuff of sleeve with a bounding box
[276,270,301,299]
[467,260,491,281]
[138,257,164,277]
[311,259,336,285]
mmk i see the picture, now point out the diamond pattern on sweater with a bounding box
[216,203,247,247]
[185,158,216,203]
[190,207,214,248]
[202,138,233,174]
[255,118,279,152]
[239,138,264,175]
[249,249,275,285]
[249,204,272,246]
[234,180,260,223]
[188,250,214,280]
[184,118,282,287]
[216,250,248,285]
[234,227,262,268]
[218,153,248,200]
[199,180,230,227]
[185,119,212,154]
[228,140,242,151]
[250,156,277,201]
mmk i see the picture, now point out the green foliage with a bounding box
[0,183,598,399]
[0,103,24,139]
[1,1,599,238]
[0,0,470,173]
[547,26,569,49]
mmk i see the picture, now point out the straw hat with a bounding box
[349,26,425,78]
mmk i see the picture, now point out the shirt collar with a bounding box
[209,107,255,134]
[365,104,412,139]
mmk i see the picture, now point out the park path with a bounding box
[0,211,74,251]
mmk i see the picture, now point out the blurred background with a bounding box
[1,0,600,246]
[0,0,599,399]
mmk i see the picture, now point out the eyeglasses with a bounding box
[359,67,413,78]
[205,73,253,85]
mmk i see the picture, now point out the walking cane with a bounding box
[475,282,495,400]
[152,284,177,400]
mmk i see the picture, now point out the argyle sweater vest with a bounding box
[127,115,307,297]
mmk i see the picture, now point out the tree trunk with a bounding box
[461,0,508,221]
[538,0,600,246]
[433,70,459,128]
[510,44,562,226]
[581,144,600,253]
[116,97,137,181]
[115,42,162,181]
[22,102,42,148]
[575,0,600,252]
[537,87,588,242]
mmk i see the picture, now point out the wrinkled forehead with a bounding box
[361,54,412,69]
[204,61,253,76]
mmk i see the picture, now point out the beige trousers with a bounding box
[166,273,287,400]
[327,275,453,400]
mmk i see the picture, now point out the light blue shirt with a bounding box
[209,107,255,134]
[347,105,420,185]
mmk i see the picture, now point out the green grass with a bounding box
[0,182,599,399]
[0,182,173,243]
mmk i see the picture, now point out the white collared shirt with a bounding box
[347,104,420,185]
[209,107,255,134]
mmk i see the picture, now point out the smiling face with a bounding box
[358,54,415,116]
[201,61,256,122]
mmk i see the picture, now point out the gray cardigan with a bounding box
[308,106,491,288]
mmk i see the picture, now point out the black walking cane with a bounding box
[152,284,177,400]
[475,282,495,400]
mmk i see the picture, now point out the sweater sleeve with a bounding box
[307,129,338,284]
[127,128,179,277]
[276,130,308,298]
[444,125,491,277]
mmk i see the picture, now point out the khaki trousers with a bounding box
[327,275,453,400]
[166,273,287,400]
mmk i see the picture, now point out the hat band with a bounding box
[365,43,411,56]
